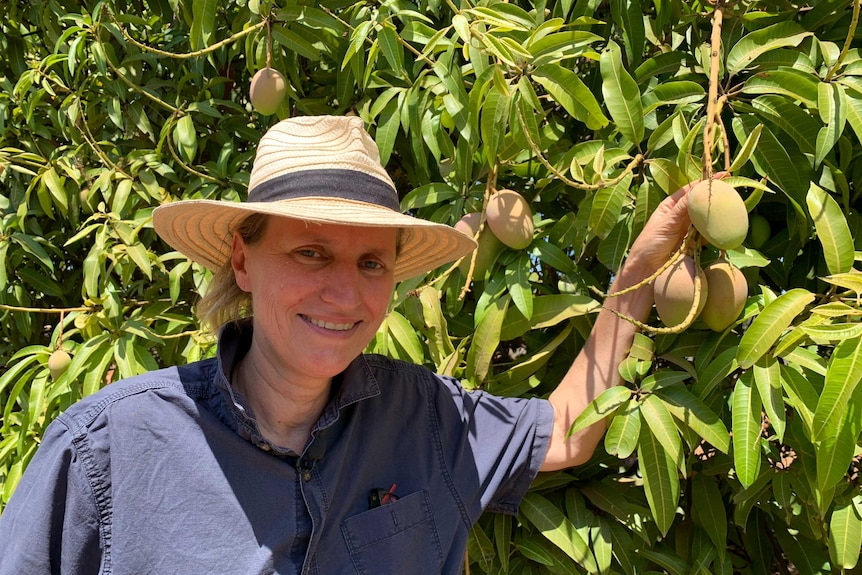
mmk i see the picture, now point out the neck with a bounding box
[233,349,333,454]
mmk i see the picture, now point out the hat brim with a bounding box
[152,198,478,282]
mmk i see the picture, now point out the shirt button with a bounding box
[258,443,271,452]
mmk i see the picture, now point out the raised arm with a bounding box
[541,182,696,471]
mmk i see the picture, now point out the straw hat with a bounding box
[153,116,476,281]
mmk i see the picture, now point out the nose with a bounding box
[319,260,362,307]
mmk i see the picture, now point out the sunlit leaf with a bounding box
[600,41,644,145]
[829,497,862,569]
[813,336,862,442]
[732,371,762,488]
[806,183,855,275]
[520,492,595,569]
[737,288,814,369]
[727,21,812,76]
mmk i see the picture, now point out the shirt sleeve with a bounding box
[0,417,103,574]
[434,376,555,518]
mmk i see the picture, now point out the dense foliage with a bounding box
[2,0,862,572]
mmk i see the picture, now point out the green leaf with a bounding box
[600,41,644,145]
[10,233,54,272]
[728,123,763,173]
[816,422,856,493]
[383,311,424,365]
[520,492,595,570]
[173,115,197,164]
[589,173,630,240]
[691,474,727,560]
[637,424,679,536]
[610,0,644,67]
[272,25,319,61]
[500,294,598,341]
[604,401,640,459]
[401,183,459,210]
[567,386,632,437]
[42,167,68,214]
[813,336,862,441]
[814,82,847,167]
[377,23,403,71]
[189,0,217,50]
[466,294,509,384]
[829,497,862,569]
[692,347,738,400]
[726,21,812,76]
[532,241,575,274]
[654,386,730,454]
[732,117,808,214]
[505,254,533,320]
[806,183,855,275]
[741,68,819,109]
[737,288,814,369]
[531,64,609,130]
[780,365,819,435]
[731,371,762,488]
[753,356,785,442]
[639,394,681,461]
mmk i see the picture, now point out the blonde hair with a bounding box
[195,214,268,331]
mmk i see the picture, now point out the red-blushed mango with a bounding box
[250,68,286,116]
[701,258,748,332]
[48,349,71,380]
[486,189,534,249]
[687,180,748,250]
[653,255,707,328]
[454,213,503,280]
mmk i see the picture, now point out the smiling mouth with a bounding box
[303,315,357,331]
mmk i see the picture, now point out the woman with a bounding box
[0,116,694,574]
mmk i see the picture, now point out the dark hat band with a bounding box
[248,169,401,212]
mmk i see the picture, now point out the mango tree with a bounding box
[1,0,861,572]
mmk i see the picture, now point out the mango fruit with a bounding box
[250,68,286,116]
[454,212,503,280]
[687,180,748,250]
[653,255,707,327]
[486,189,534,249]
[48,349,72,380]
[747,214,770,249]
[701,258,747,332]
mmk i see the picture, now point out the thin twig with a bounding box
[702,0,725,180]
[517,105,643,191]
[105,8,268,60]
[824,0,861,81]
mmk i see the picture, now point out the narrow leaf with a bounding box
[600,41,644,145]
[732,371,762,488]
[737,288,814,369]
[637,424,679,535]
[806,183,855,275]
[813,335,862,441]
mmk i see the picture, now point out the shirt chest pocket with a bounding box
[340,489,443,575]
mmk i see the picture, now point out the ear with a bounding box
[231,232,252,293]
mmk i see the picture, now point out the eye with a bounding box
[296,248,324,259]
[360,259,385,271]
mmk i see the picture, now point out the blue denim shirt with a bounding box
[0,321,553,574]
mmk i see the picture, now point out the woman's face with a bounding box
[231,217,397,384]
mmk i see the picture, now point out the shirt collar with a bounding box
[213,319,382,445]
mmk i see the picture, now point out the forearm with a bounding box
[541,260,654,470]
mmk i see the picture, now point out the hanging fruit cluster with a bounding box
[653,179,750,333]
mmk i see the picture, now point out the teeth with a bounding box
[307,317,355,331]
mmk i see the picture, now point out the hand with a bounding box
[626,173,726,276]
